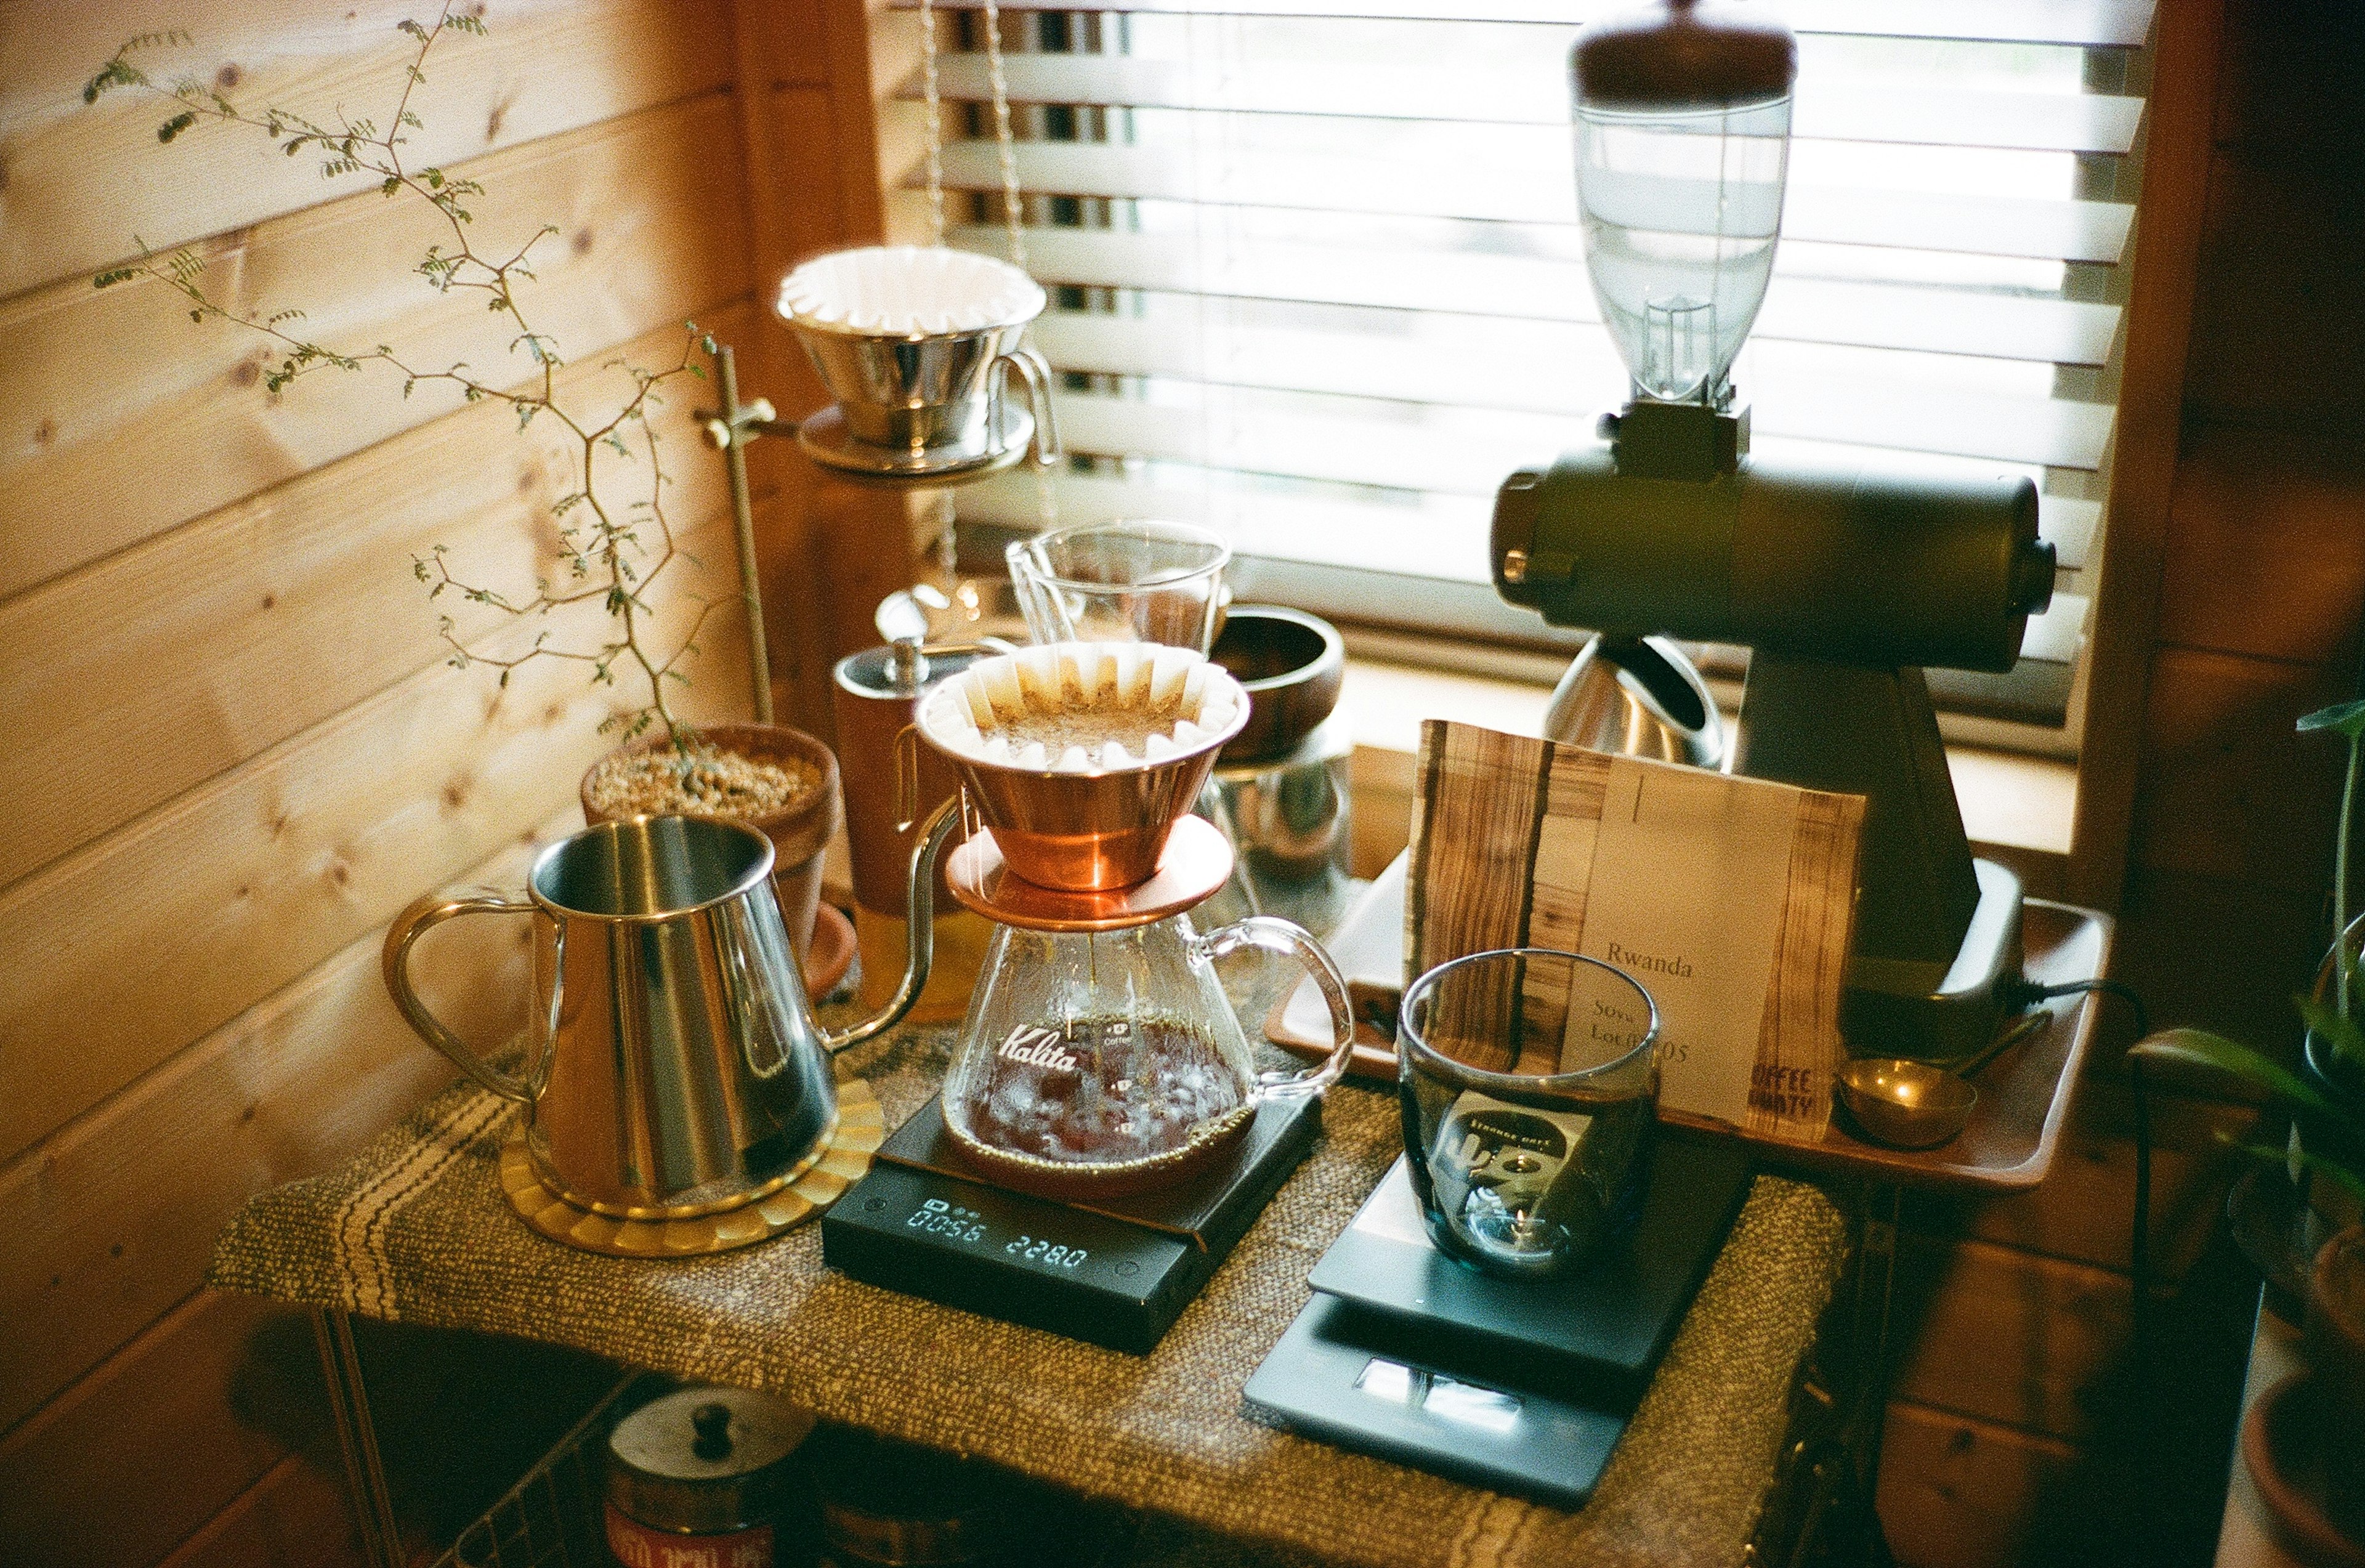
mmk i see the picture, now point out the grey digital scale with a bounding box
[1245,1133,1753,1507]
[822,1094,1322,1354]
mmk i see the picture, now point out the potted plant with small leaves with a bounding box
[2132,698,2365,1564]
[87,7,843,963]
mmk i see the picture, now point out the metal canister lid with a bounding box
[833,643,988,703]
[607,1386,815,1535]
[812,1433,1005,1566]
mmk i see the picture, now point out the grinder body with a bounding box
[1493,414,2054,1059]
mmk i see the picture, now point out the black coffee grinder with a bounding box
[1494,0,2055,1062]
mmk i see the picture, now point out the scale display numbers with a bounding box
[906,1197,1090,1269]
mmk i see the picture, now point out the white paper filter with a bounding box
[920,642,1246,774]
[775,246,1045,336]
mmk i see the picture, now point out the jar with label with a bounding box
[605,1386,815,1568]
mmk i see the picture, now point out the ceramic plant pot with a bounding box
[582,722,844,966]
[2313,1227,2365,1458]
[2245,1228,2365,1568]
[2244,1375,2365,1568]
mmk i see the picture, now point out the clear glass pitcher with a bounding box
[1005,519,1232,652]
[940,913,1356,1196]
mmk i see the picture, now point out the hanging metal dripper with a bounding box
[756,246,1061,485]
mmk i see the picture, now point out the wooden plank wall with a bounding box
[1879,4,2365,1565]
[0,3,870,1561]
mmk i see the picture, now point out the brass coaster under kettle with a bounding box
[499,1078,885,1257]
[384,810,957,1255]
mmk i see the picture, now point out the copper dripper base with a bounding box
[946,814,1235,933]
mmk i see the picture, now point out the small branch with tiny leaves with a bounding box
[87,3,718,751]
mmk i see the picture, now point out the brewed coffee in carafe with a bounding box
[914,641,1359,1197]
[942,916,1262,1192]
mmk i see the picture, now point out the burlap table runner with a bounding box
[211,1025,1848,1568]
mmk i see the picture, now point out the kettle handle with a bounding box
[1195,916,1357,1099]
[381,888,541,1104]
[822,797,960,1056]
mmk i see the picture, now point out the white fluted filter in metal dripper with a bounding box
[772,246,1058,480]
[777,246,1044,337]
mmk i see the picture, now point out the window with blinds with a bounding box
[882,0,2154,744]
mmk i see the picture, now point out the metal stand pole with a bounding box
[1836,1182,1904,1566]
[310,1306,403,1568]
[700,342,796,727]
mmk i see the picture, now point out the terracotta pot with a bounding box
[581,723,844,964]
[2242,1226,2365,1567]
[2314,1227,2365,1437]
[2244,1375,2365,1568]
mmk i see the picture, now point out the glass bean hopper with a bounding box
[1495,0,2058,1059]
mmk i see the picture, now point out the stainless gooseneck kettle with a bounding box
[383,805,955,1221]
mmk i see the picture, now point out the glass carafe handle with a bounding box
[1192,915,1357,1099]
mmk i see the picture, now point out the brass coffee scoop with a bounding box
[1833,1009,2047,1150]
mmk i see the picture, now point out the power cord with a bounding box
[1994,974,2150,1039]
[1994,975,2157,1349]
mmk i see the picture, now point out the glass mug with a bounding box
[1397,948,1660,1278]
[1005,519,1232,653]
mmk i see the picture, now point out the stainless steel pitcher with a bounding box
[382,809,955,1219]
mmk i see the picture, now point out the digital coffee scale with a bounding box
[827,1086,1750,1506]
[822,1093,1322,1354]
[1246,1134,1750,1506]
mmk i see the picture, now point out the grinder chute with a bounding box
[1494,0,2058,1059]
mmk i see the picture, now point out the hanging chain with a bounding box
[919,0,945,244]
[980,0,1028,270]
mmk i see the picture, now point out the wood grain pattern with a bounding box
[2110,864,2321,1058]
[0,816,561,1433]
[1922,1076,2250,1278]
[0,0,732,297]
[0,531,749,1165]
[1744,789,1864,1139]
[1406,721,1550,1074]
[0,1290,311,1568]
[2156,427,2365,668]
[1408,722,1862,1147]
[156,1450,362,1568]
[1522,742,1607,956]
[1889,1237,2131,1441]
[0,305,751,887]
[2183,150,2365,434]
[2130,645,2348,895]
[0,92,751,600]
[2066,0,2226,908]
[724,25,849,730]
[1876,1402,2078,1568]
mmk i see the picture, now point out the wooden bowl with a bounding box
[1211,605,1344,763]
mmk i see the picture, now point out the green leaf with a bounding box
[2128,1028,2343,1120]
[2234,1140,2365,1207]
[157,111,196,142]
[2297,995,2365,1064]
[2300,699,2365,739]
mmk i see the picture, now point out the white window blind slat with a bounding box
[952,227,2119,364]
[932,140,2135,263]
[892,0,2153,50]
[1026,315,2117,482]
[886,2,2148,733]
[920,55,2144,155]
[1046,380,2106,496]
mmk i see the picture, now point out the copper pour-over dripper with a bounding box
[910,642,1251,897]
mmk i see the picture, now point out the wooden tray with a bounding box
[1268,855,2112,1195]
